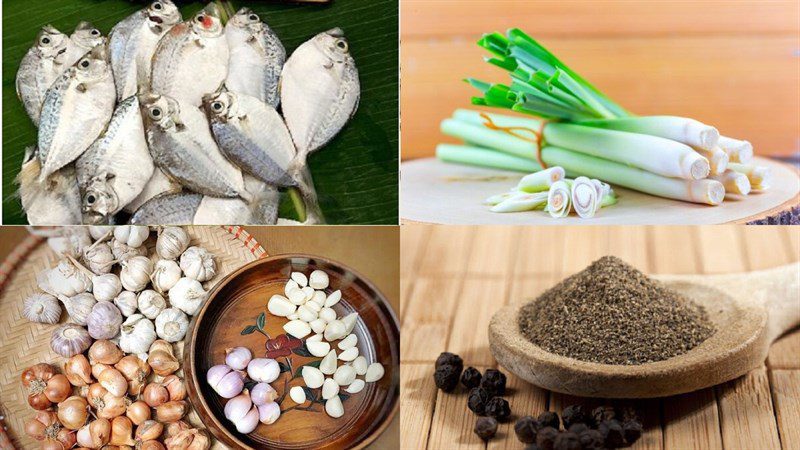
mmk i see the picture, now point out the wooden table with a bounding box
[400,225,800,449]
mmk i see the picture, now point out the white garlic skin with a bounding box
[83,243,115,275]
[169,278,208,316]
[119,314,157,354]
[155,308,189,342]
[51,324,92,357]
[179,246,216,282]
[22,292,61,324]
[93,273,122,302]
[120,256,154,292]
[113,291,138,317]
[47,228,92,258]
[152,259,181,293]
[61,293,96,326]
[87,302,123,339]
[138,290,167,320]
[88,225,114,240]
[156,227,190,260]
[110,238,147,263]
[40,259,92,297]
[114,225,149,247]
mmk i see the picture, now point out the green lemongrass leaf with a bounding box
[510,80,580,111]
[466,78,491,94]
[477,32,510,56]
[485,56,517,72]
[548,70,615,119]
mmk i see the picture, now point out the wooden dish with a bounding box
[184,254,400,450]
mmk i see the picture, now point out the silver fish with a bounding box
[109,0,182,101]
[204,90,295,187]
[150,3,228,106]
[129,191,202,225]
[17,147,82,225]
[280,28,360,156]
[65,22,106,67]
[76,96,154,224]
[140,93,249,200]
[225,7,285,108]
[124,167,181,214]
[16,26,71,126]
[38,45,116,182]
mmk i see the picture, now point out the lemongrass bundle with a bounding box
[729,163,771,190]
[692,146,729,175]
[718,136,754,164]
[710,170,751,196]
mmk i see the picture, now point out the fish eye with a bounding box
[91,29,100,36]
[150,107,162,118]
[336,40,348,51]
[196,15,205,23]
[152,2,162,10]
[249,14,258,21]
[80,60,90,68]
[41,37,51,45]
[212,101,223,111]
[86,194,96,205]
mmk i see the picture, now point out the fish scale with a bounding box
[130,192,202,225]
[16,26,71,126]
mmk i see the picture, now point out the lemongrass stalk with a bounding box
[729,163,771,190]
[517,167,565,192]
[546,180,571,218]
[709,170,751,196]
[718,136,754,164]
[446,111,710,180]
[578,116,719,151]
[436,144,539,172]
[692,146,729,175]
[541,146,725,206]
[490,192,549,212]
[571,176,599,218]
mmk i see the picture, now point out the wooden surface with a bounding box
[400,158,800,225]
[400,225,800,449]
[400,0,800,160]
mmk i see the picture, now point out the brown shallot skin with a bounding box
[163,420,190,440]
[141,441,166,450]
[162,375,187,401]
[115,354,151,395]
[57,395,89,430]
[135,420,164,441]
[110,416,136,446]
[155,400,187,422]
[64,354,93,386]
[21,363,70,410]
[126,400,151,425]
[143,382,169,407]
[89,340,124,365]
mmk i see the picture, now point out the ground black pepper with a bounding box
[514,415,538,443]
[467,387,490,415]
[485,397,511,422]
[519,256,715,365]
[474,416,498,440]
[433,364,461,392]
[480,369,507,396]
[460,366,482,389]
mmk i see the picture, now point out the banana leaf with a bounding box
[2,0,398,224]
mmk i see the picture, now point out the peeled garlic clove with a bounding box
[289,386,306,404]
[301,366,324,389]
[333,365,356,386]
[322,378,339,400]
[307,341,330,358]
[325,395,344,418]
[310,319,327,334]
[287,313,299,320]
[283,320,311,339]
[305,299,322,312]
[300,286,314,301]
[290,272,308,287]
[346,379,365,394]
[309,291,326,308]
[324,320,346,341]
[338,347,359,362]
[267,295,296,317]
[287,288,306,306]
[320,350,337,375]
[342,313,359,335]
[319,308,336,323]
[338,334,357,350]
[352,356,368,376]
[309,270,329,289]
[365,363,385,382]
[307,334,323,343]
[284,279,299,296]
[324,290,342,308]
[297,305,318,323]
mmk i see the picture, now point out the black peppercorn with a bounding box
[535,426,558,450]
[480,368,507,396]
[567,423,589,435]
[537,411,560,430]
[433,364,461,392]
[591,405,617,426]
[619,405,639,422]
[599,419,625,448]
[467,387,490,415]
[553,431,582,450]
[435,352,463,372]
[485,397,511,422]
[474,416,498,441]
[514,415,538,444]
[623,419,643,444]
[578,429,605,449]
[561,404,587,429]
[460,366,482,389]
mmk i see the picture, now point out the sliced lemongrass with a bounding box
[571,176,599,218]
[489,192,548,213]
[578,116,719,151]
[517,167,565,192]
[729,163,771,190]
[437,144,538,173]
[718,136,753,164]
[591,179,610,212]
[709,170,751,196]
[693,146,728,175]
[484,190,518,206]
[546,180,571,218]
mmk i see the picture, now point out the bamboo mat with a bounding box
[400,225,800,449]
[0,226,262,449]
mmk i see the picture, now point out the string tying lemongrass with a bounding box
[580,116,720,151]
[490,192,549,213]
[546,180,571,218]
[518,167,565,192]
[571,177,600,218]
[718,136,754,164]
[692,146,729,175]
[710,170,751,196]
[729,163,772,190]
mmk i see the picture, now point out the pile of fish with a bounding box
[16,1,360,225]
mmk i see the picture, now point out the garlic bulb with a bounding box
[61,293,96,325]
[138,290,166,320]
[179,247,216,282]
[155,308,189,342]
[119,315,157,354]
[47,228,92,258]
[87,302,123,340]
[120,256,154,292]
[93,274,122,302]
[83,242,115,275]
[23,292,61,324]
[51,324,93,357]
[89,225,114,240]
[156,227,190,260]
[152,260,181,293]
[168,278,208,316]
[114,291,138,317]
[38,259,92,297]
[111,238,147,263]
[114,226,150,247]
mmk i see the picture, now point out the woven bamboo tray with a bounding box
[0,226,265,449]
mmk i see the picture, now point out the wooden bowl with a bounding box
[184,254,400,449]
